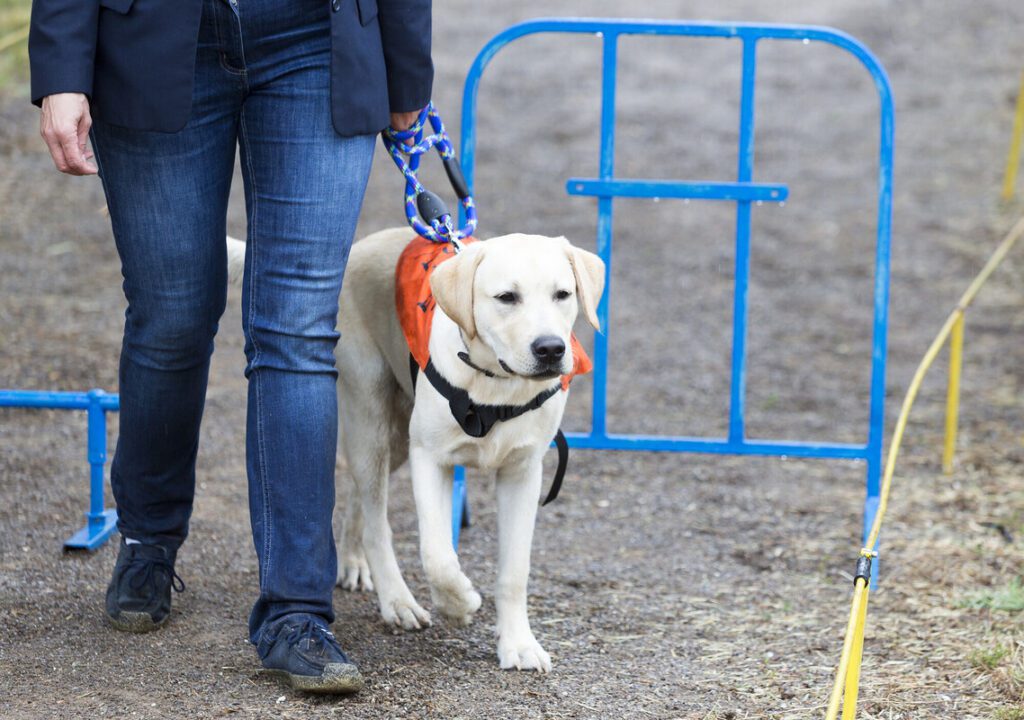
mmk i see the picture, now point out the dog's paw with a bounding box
[497,634,552,673]
[337,551,374,592]
[430,573,482,626]
[379,592,432,631]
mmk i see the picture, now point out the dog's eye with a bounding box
[495,292,519,305]
[554,289,572,301]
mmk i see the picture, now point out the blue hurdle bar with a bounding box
[567,179,789,203]
[459,19,894,575]
[1,384,473,552]
[0,389,120,550]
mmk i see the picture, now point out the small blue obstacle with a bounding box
[0,389,119,550]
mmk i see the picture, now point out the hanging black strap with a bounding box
[409,355,571,505]
[541,429,569,506]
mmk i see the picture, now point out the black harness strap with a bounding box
[423,359,560,438]
[542,429,569,506]
[410,356,571,505]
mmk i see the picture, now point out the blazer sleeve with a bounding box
[28,0,100,107]
[376,0,433,114]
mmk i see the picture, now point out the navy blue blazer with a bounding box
[28,0,432,136]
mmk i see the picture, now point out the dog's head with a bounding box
[430,234,605,379]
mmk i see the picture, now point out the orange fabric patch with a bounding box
[395,235,592,390]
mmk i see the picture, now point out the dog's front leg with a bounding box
[494,452,551,672]
[409,447,482,625]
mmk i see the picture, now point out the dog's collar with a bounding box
[456,336,562,381]
[457,351,507,379]
[456,351,527,380]
[456,330,514,380]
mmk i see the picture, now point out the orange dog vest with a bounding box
[395,235,592,389]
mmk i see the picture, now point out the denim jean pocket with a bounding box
[356,0,377,26]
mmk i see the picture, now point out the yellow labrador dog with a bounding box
[227,228,604,672]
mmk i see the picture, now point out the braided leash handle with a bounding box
[381,102,478,246]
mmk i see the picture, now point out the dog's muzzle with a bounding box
[530,336,566,375]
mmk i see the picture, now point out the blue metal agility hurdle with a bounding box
[0,389,119,550]
[452,18,894,557]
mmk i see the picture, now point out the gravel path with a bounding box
[2,1,1023,718]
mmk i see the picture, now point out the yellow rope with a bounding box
[841,582,870,719]
[864,213,1024,552]
[942,313,964,474]
[825,579,868,719]
[824,215,1024,720]
[1002,71,1024,201]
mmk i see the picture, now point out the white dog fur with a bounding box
[226,228,604,672]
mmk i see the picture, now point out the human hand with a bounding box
[390,109,422,148]
[40,93,98,176]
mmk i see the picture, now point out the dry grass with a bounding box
[858,441,1024,718]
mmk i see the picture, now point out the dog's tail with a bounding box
[226,235,246,286]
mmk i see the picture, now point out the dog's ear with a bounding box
[565,241,606,331]
[431,243,486,339]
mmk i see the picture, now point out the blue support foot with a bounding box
[64,509,118,551]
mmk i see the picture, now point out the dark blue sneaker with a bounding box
[105,538,185,633]
[259,615,364,694]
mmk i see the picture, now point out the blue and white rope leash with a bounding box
[381,102,477,250]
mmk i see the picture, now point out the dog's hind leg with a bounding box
[338,372,430,630]
[336,469,373,592]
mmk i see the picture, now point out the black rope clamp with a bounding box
[416,190,450,227]
[413,159,470,227]
[854,555,873,585]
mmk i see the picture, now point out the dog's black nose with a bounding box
[531,336,566,363]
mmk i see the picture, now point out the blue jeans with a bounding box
[90,0,375,645]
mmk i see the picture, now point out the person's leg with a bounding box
[88,0,243,628]
[91,0,242,552]
[92,119,233,549]
[231,0,376,648]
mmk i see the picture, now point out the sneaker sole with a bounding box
[268,663,365,695]
[106,610,167,633]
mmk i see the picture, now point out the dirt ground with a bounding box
[2,0,1024,718]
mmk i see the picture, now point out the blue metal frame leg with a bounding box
[861,454,882,589]
[451,465,468,547]
[65,389,119,550]
[1,388,121,551]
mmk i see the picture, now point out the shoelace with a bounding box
[284,619,337,654]
[126,557,186,594]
